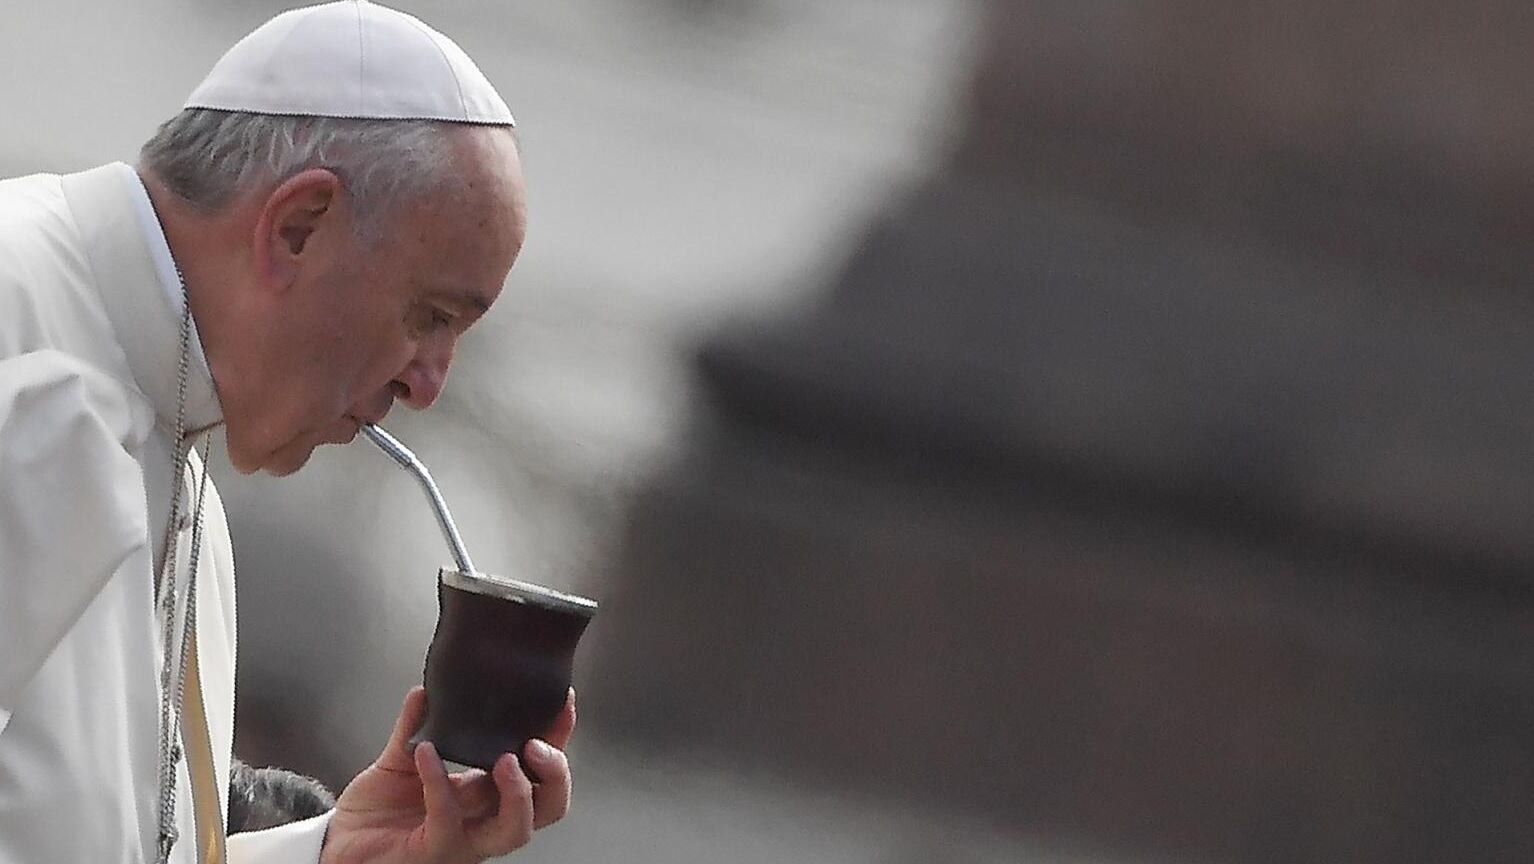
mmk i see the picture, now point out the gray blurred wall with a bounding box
[593,2,1534,863]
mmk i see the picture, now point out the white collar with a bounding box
[60,162,224,435]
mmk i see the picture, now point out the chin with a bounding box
[225,442,266,476]
[223,420,285,476]
[228,442,308,476]
[260,455,312,477]
[237,419,351,475]
[261,442,323,477]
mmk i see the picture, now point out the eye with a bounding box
[407,304,455,337]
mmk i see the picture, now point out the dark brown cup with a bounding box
[414,568,598,771]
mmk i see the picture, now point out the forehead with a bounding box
[458,127,525,204]
[389,128,526,282]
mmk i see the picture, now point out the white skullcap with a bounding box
[184,0,514,125]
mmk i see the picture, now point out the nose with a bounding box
[392,340,453,409]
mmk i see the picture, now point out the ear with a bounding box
[252,168,346,290]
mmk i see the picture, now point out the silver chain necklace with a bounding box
[152,271,212,864]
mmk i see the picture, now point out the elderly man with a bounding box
[0,2,574,862]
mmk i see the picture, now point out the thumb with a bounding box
[376,686,429,772]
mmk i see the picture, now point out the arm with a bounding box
[0,350,150,727]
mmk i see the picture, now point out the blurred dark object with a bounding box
[591,2,1534,863]
[227,758,336,834]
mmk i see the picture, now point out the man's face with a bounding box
[224,129,526,475]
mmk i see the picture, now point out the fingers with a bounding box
[377,687,576,859]
[434,739,572,858]
[377,686,429,772]
[524,739,572,829]
[448,768,498,822]
[415,741,465,857]
[468,753,534,858]
[544,688,577,750]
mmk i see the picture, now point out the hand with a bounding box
[319,686,576,864]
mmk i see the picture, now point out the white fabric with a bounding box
[185,0,515,125]
[225,813,331,860]
[123,166,216,380]
[0,163,330,862]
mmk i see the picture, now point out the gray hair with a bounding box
[139,108,467,243]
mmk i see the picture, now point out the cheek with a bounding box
[292,316,385,413]
[349,312,417,393]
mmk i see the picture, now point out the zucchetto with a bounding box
[184,0,515,125]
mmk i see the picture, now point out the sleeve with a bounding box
[0,350,150,726]
[227,811,333,863]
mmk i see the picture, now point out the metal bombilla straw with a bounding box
[360,423,476,575]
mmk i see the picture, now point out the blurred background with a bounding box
[4,1,1534,862]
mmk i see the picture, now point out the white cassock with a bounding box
[0,162,332,862]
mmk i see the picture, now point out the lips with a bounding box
[350,402,393,428]
[334,409,385,444]
[322,419,357,445]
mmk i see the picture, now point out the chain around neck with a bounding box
[153,271,213,864]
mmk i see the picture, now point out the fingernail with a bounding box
[526,739,553,761]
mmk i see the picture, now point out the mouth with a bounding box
[341,411,389,443]
[338,415,366,443]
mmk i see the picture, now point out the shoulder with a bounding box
[0,171,67,224]
[0,349,153,451]
[0,172,93,358]
[0,173,74,270]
